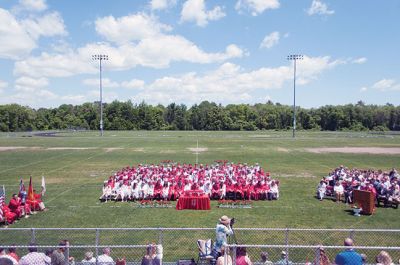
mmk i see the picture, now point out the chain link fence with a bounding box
[0,228,399,264]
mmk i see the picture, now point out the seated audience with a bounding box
[81,251,96,264]
[19,243,49,265]
[216,246,232,265]
[259,252,272,265]
[141,244,161,265]
[100,162,279,202]
[375,251,394,265]
[275,251,292,265]
[236,247,252,265]
[317,166,400,206]
[98,247,114,265]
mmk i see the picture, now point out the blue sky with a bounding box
[0,0,399,108]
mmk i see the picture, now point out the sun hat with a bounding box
[219,215,231,225]
[85,251,93,260]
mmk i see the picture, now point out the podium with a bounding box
[353,190,375,215]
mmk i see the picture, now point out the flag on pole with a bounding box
[19,178,27,203]
[19,178,25,195]
[41,176,46,196]
[28,176,35,202]
[0,185,5,206]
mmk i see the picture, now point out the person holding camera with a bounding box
[213,215,234,259]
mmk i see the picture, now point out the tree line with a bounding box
[0,101,399,132]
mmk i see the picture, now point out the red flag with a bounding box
[28,176,34,201]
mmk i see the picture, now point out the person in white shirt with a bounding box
[334,181,344,203]
[81,251,96,264]
[97,248,114,265]
[18,244,48,265]
[317,180,327,201]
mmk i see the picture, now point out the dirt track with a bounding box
[305,147,400,154]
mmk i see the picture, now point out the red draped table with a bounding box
[176,191,211,210]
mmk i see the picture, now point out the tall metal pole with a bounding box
[99,58,103,137]
[92,54,108,137]
[287,54,303,138]
[293,58,296,138]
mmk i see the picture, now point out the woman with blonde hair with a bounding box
[216,246,232,265]
[375,251,394,265]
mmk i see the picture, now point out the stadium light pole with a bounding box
[92,54,108,137]
[287,54,303,138]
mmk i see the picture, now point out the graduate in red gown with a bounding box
[8,194,23,218]
[1,202,17,224]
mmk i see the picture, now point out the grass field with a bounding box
[0,130,399,230]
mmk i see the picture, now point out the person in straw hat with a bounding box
[213,215,233,259]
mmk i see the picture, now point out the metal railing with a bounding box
[0,228,399,264]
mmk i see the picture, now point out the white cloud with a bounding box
[0,8,37,59]
[15,76,49,91]
[21,12,67,39]
[352,57,367,64]
[371,79,400,91]
[15,26,245,78]
[150,0,177,10]
[180,0,225,27]
[0,7,67,60]
[14,50,97,78]
[307,0,334,16]
[0,80,8,89]
[18,0,47,12]
[95,13,171,44]
[235,0,280,16]
[83,78,119,88]
[134,56,341,105]
[260,31,280,49]
[121,79,145,89]
[360,87,367,92]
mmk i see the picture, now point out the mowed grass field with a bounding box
[0,130,399,230]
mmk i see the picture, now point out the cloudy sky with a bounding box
[0,0,399,108]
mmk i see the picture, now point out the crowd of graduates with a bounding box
[0,178,46,226]
[317,166,400,207]
[100,162,280,202]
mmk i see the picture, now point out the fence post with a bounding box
[31,228,36,243]
[285,228,289,259]
[315,247,320,265]
[95,228,100,265]
[349,229,355,240]
[158,227,163,245]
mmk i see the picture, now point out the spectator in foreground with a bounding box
[19,243,48,265]
[51,240,74,265]
[141,244,160,265]
[236,247,252,265]
[259,252,272,265]
[7,247,18,263]
[0,248,16,265]
[334,238,362,265]
[216,246,232,265]
[313,247,330,265]
[81,251,96,263]
[360,253,367,265]
[375,251,394,265]
[97,248,114,265]
[0,258,13,265]
[213,215,233,259]
[275,251,293,265]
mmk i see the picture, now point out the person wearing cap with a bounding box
[81,251,96,263]
[213,215,233,258]
[275,251,293,265]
